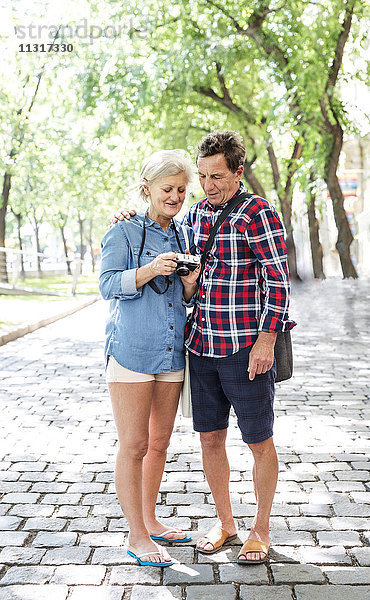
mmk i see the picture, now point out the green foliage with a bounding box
[1,0,368,263]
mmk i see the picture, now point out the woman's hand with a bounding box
[149,252,178,276]
[136,252,178,290]
[180,250,200,301]
[180,265,201,287]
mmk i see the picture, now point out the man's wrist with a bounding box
[257,331,277,345]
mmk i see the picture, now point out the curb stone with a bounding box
[0,296,99,346]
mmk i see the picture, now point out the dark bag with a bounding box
[274,330,293,383]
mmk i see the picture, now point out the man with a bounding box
[114,130,296,563]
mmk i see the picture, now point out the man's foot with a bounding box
[147,520,190,542]
[196,521,237,554]
[237,530,270,563]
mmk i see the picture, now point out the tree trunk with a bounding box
[307,174,325,279]
[0,172,11,282]
[33,219,42,276]
[30,197,42,276]
[60,224,72,275]
[88,217,95,273]
[266,140,302,281]
[243,164,266,197]
[78,216,84,260]
[324,123,357,278]
[280,192,301,282]
[13,211,25,280]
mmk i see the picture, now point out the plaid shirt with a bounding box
[184,183,296,357]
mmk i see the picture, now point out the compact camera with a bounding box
[175,253,201,276]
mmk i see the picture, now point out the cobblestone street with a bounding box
[0,279,369,600]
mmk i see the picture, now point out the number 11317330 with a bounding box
[19,43,74,52]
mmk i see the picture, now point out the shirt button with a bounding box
[202,318,205,321]
[168,302,173,307]
[167,347,172,351]
[170,325,174,330]
[164,236,169,241]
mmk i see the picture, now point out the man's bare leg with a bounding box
[239,436,278,562]
[196,429,237,551]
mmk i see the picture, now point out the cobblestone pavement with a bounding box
[0,279,369,600]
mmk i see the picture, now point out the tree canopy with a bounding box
[1,0,368,281]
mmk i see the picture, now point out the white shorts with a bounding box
[106,356,185,383]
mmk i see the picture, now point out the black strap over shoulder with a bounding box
[187,191,253,322]
[199,191,253,278]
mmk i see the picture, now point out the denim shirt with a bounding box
[99,213,195,374]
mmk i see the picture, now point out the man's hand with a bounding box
[111,208,137,223]
[248,332,277,381]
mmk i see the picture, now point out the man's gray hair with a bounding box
[138,150,195,202]
[196,131,246,173]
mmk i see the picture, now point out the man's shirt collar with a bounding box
[205,181,247,211]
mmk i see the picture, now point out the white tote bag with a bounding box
[180,351,192,418]
[179,224,193,418]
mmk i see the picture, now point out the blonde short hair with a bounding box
[138,150,195,202]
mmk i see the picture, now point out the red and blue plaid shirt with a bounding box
[184,183,296,357]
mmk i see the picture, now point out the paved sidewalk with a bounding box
[0,296,99,346]
[0,279,369,600]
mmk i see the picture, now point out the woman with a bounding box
[99,150,199,567]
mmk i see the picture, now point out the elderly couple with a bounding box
[99,130,295,568]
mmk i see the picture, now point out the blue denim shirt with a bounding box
[99,213,195,374]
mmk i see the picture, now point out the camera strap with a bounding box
[188,190,253,318]
[199,191,253,277]
[138,212,184,295]
[181,224,190,251]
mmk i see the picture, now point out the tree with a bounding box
[103,0,366,278]
[307,172,325,280]
[190,0,362,277]
[317,0,358,277]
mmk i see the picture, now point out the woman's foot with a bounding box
[147,519,190,542]
[127,536,172,564]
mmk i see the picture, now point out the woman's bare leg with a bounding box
[142,381,184,540]
[108,381,171,563]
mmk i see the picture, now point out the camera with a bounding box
[175,253,201,276]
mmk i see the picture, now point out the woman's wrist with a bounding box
[182,280,196,291]
[182,281,197,302]
[136,263,154,289]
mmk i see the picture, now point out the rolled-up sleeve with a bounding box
[99,224,142,301]
[244,209,296,333]
[182,293,196,308]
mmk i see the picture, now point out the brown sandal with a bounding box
[237,539,270,564]
[197,524,237,554]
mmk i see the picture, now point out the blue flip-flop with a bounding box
[127,548,173,567]
[150,528,192,543]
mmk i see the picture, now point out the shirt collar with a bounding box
[141,211,180,232]
[204,181,247,211]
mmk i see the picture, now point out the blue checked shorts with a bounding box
[189,345,276,444]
